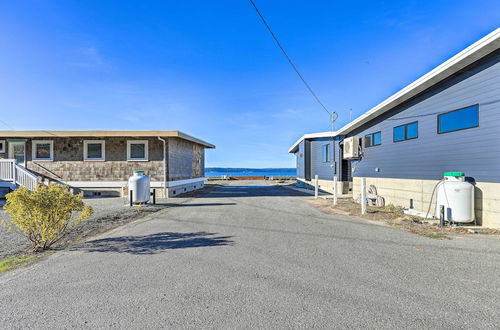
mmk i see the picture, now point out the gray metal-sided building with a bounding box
[289,28,500,228]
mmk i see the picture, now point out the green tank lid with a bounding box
[444,171,465,177]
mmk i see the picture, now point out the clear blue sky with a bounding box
[0,1,498,168]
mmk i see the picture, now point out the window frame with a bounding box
[0,140,5,153]
[364,134,371,148]
[321,143,333,164]
[393,121,419,143]
[437,104,479,134]
[127,140,149,161]
[322,144,331,163]
[31,140,54,161]
[83,140,106,161]
[365,131,381,148]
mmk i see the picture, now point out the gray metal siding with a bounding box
[310,138,337,180]
[296,141,305,179]
[350,57,500,182]
[304,140,312,180]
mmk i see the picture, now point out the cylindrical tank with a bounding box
[128,170,150,203]
[435,172,474,223]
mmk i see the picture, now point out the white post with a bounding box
[12,161,17,184]
[333,175,338,205]
[360,177,367,215]
[314,174,318,199]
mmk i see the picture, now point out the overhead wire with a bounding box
[248,0,335,119]
[0,119,15,130]
[248,0,340,182]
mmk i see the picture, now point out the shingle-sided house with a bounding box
[289,28,500,228]
[0,130,214,197]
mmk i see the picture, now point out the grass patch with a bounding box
[383,204,405,214]
[0,255,35,273]
[421,233,450,239]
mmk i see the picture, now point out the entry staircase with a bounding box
[0,159,39,191]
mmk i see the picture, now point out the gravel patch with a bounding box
[0,200,30,259]
[0,196,191,259]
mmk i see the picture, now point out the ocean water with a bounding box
[205,168,296,178]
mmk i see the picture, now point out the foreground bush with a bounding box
[2,184,94,251]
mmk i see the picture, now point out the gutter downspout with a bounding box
[157,137,167,198]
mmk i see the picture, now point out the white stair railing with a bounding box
[0,159,39,190]
[14,164,39,190]
[0,159,15,181]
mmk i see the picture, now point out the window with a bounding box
[127,140,148,161]
[322,144,331,162]
[84,140,105,161]
[393,121,418,142]
[394,125,405,142]
[438,105,479,134]
[0,140,5,153]
[365,131,381,147]
[32,140,54,161]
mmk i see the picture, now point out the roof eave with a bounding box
[338,28,500,135]
[0,130,216,149]
[288,131,340,153]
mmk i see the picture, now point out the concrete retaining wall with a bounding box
[296,178,351,195]
[352,177,500,228]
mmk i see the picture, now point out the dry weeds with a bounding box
[308,197,500,239]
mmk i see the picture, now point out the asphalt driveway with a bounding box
[1,181,499,329]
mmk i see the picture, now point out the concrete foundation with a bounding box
[73,178,206,199]
[166,181,204,197]
[352,177,500,228]
[296,178,351,195]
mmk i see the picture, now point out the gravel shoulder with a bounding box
[0,195,193,259]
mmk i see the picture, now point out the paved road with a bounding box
[1,182,500,329]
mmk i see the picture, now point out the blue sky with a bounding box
[0,1,498,168]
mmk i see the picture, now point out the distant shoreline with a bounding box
[205,167,296,178]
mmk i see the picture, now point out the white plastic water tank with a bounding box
[128,170,150,203]
[435,172,474,223]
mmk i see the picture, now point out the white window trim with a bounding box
[84,140,105,161]
[32,140,54,161]
[322,144,331,163]
[0,140,5,153]
[127,140,149,161]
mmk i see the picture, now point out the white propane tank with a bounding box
[128,170,150,203]
[435,172,474,223]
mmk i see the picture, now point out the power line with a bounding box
[248,0,333,117]
[0,119,15,130]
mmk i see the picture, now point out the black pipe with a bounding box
[439,205,445,227]
[129,190,133,207]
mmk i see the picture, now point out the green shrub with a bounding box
[2,184,94,251]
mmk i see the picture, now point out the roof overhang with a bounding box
[337,28,500,135]
[0,130,215,148]
[288,131,339,153]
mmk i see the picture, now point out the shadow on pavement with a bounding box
[75,232,233,254]
[155,202,237,207]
